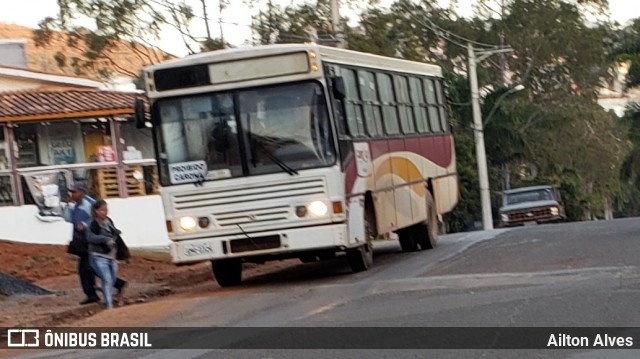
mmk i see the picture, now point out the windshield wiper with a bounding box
[245,113,297,176]
[253,138,298,176]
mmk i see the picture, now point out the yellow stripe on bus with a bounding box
[375,157,426,197]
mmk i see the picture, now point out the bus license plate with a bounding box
[183,242,215,257]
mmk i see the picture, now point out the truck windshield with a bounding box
[506,189,553,205]
[153,81,336,185]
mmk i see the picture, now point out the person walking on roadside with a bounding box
[87,200,127,309]
[63,182,100,305]
[64,184,127,305]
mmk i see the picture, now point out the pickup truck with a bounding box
[499,185,565,227]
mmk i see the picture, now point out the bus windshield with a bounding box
[154,81,336,185]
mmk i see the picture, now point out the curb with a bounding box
[32,286,175,327]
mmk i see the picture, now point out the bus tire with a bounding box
[211,259,242,287]
[398,228,418,252]
[347,203,375,272]
[416,192,439,250]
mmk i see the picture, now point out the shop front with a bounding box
[0,90,169,248]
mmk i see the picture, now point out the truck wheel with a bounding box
[211,259,242,287]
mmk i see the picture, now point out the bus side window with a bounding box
[358,70,383,137]
[425,78,442,132]
[435,80,449,132]
[409,77,429,133]
[376,72,400,136]
[341,68,365,137]
[329,76,349,137]
[394,75,415,134]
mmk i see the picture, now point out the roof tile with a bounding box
[0,89,146,121]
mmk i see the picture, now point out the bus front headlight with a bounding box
[308,201,328,217]
[501,213,509,222]
[550,207,559,216]
[179,216,197,232]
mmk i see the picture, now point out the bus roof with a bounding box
[145,44,442,77]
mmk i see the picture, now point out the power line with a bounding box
[395,1,508,51]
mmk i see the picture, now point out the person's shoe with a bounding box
[115,280,127,297]
[79,296,100,305]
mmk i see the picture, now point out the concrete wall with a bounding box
[0,195,170,249]
[0,76,41,91]
[0,40,27,68]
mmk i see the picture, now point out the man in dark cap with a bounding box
[64,182,100,304]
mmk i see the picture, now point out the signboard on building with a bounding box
[50,138,76,165]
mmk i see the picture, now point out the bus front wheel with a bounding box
[347,204,375,272]
[211,259,242,287]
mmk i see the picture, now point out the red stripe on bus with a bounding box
[343,134,453,196]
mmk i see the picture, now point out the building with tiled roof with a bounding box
[0,89,144,122]
[0,24,171,249]
[0,63,154,207]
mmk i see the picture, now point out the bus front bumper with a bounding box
[170,223,349,264]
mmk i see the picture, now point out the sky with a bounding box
[0,0,638,57]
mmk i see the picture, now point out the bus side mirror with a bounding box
[134,98,147,129]
[331,77,346,100]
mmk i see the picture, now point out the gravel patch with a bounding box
[0,272,53,296]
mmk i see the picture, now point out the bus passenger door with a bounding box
[347,142,372,245]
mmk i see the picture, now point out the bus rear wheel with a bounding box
[347,204,375,272]
[416,192,439,250]
[211,259,242,287]
[398,227,418,252]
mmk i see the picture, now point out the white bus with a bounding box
[135,44,458,286]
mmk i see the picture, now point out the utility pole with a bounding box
[468,43,513,231]
[330,0,345,48]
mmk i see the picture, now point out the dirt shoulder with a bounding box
[0,240,300,327]
[0,239,283,328]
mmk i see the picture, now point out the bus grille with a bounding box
[171,177,327,228]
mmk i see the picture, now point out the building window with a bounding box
[0,126,12,206]
[14,124,40,167]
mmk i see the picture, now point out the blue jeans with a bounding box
[90,255,118,309]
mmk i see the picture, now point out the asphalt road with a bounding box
[9,218,640,358]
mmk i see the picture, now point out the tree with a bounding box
[251,0,348,45]
[468,0,627,220]
[33,0,223,78]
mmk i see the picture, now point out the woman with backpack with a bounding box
[86,199,129,309]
